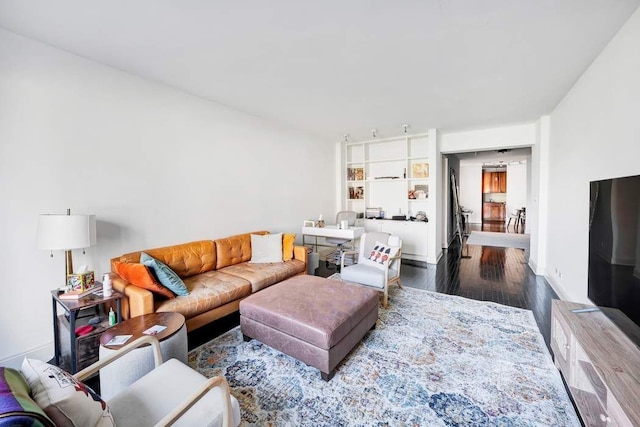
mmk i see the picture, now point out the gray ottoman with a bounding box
[240,275,379,380]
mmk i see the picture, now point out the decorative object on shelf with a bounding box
[103,273,113,297]
[349,186,364,199]
[412,163,429,178]
[408,190,416,199]
[347,167,364,181]
[303,220,315,227]
[415,211,427,221]
[317,215,325,228]
[37,209,96,290]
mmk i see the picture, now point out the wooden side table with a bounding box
[51,289,123,374]
[99,312,187,400]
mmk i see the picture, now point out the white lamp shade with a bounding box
[37,214,96,250]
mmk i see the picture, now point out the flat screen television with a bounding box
[588,174,640,347]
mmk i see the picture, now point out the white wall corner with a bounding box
[336,140,344,213]
[0,343,54,370]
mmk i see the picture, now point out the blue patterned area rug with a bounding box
[189,284,579,426]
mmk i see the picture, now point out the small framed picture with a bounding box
[412,163,429,178]
[303,220,315,227]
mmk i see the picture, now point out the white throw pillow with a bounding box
[250,233,283,263]
[361,240,400,271]
[20,358,115,426]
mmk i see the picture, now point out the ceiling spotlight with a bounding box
[343,133,350,142]
[372,129,377,138]
[402,124,409,134]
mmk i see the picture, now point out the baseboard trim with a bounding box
[0,342,54,369]
[545,274,570,301]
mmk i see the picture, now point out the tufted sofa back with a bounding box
[112,240,216,279]
[214,231,268,269]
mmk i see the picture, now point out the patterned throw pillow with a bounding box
[365,241,400,270]
[20,359,115,427]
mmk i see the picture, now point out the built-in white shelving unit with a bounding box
[342,132,436,262]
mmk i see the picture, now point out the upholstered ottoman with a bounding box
[239,275,379,381]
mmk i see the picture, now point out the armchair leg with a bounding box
[396,280,403,289]
[382,290,388,308]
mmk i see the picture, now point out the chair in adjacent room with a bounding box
[325,210,358,266]
[507,211,520,231]
[340,232,403,307]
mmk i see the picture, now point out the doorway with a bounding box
[452,148,531,235]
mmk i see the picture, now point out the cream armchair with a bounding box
[75,335,240,427]
[340,232,402,307]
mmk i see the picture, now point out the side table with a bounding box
[98,312,187,400]
[51,289,123,374]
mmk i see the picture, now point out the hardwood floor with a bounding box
[190,227,558,351]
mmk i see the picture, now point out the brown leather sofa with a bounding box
[110,231,307,331]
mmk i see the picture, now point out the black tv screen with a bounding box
[588,174,640,344]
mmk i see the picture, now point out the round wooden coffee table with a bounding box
[99,312,187,400]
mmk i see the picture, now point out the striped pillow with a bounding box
[0,367,53,426]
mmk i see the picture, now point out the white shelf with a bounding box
[366,158,407,164]
[368,178,406,182]
[343,132,431,229]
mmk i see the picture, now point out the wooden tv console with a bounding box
[551,300,640,426]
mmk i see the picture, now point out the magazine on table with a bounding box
[143,325,167,336]
[105,335,132,346]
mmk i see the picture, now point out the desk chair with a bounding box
[326,211,357,266]
[507,211,520,230]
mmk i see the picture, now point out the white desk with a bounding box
[301,225,364,252]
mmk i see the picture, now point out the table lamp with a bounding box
[37,208,97,287]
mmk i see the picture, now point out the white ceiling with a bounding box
[1,1,638,141]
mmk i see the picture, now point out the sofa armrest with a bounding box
[112,276,155,319]
[293,245,308,270]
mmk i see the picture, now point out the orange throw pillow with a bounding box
[283,233,295,261]
[113,261,175,299]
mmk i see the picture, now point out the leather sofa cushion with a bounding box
[215,231,268,269]
[155,271,251,319]
[221,259,306,293]
[239,275,378,349]
[114,240,216,279]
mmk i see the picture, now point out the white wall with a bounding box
[546,8,640,303]
[506,163,527,222]
[0,29,334,365]
[441,122,537,154]
[459,164,482,224]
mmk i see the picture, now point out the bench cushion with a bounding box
[240,275,378,349]
[156,271,251,319]
[221,260,306,293]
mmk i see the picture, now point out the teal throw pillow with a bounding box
[140,252,189,296]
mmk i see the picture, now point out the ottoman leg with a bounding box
[321,369,336,382]
[242,334,252,342]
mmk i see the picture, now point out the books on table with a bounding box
[59,284,103,300]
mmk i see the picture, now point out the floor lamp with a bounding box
[37,209,97,289]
